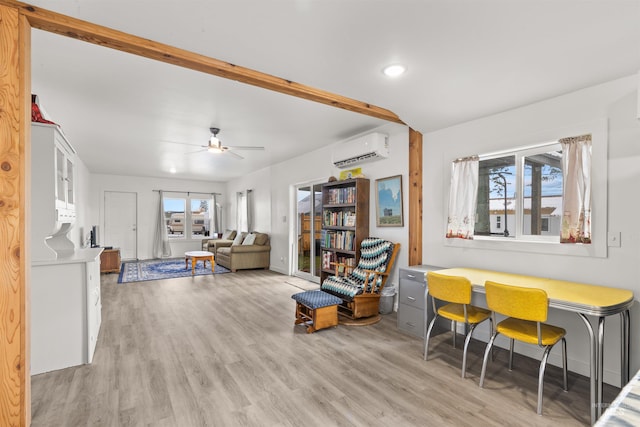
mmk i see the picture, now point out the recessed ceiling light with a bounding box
[382,64,406,78]
[169,167,177,174]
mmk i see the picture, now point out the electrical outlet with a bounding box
[607,231,621,247]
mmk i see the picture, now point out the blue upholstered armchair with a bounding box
[321,238,399,319]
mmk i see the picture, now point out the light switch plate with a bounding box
[607,231,621,247]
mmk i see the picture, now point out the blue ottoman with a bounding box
[292,290,343,333]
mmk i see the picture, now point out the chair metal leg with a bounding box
[508,338,514,371]
[489,318,495,361]
[537,346,553,415]
[462,323,478,378]
[480,333,498,388]
[424,314,439,361]
[452,320,457,348]
[562,337,568,391]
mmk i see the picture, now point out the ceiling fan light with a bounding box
[210,136,219,145]
[208,146,223,154]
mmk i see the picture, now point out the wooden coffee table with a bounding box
[184,250,214,275]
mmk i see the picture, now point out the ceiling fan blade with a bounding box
[226,150,244,159]
[227,145,265,151]
[185,148,207,155]
[163,140,201,147]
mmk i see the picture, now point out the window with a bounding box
[445,119,607,258]
[164,195,213,240]
[164,198,186,238]
[541,218,549,232]
[190,198,212,239]
[474,143,562,242]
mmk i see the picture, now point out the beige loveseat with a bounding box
[215,232,270,272]
[202,229,237,252]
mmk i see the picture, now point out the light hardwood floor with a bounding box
[31,269,617,426]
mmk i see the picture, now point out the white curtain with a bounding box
[237,191,247,232]
[560,134,592,244]
[246,189,254,232]
[446,156,479,240]
[211,194,220,237]
[152,190,172,258]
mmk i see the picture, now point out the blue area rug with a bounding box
[118,258,230,283]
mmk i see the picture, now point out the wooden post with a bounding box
[0,4,30,426]
[408,128,423,266]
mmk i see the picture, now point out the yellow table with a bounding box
[435,268,634,425]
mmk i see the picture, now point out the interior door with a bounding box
[294,183,323,282]
[104,191,137,260]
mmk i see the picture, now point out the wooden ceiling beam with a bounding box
[1,0,405,125]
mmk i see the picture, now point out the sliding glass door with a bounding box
[295,182,323,282]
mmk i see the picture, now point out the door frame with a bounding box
[293,180,323,283]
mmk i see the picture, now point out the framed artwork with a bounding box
[375,175,404,227]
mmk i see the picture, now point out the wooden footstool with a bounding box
[291,290,343,333]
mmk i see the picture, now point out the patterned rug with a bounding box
[118,258,231,283]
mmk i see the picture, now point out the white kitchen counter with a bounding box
[31,248,103,375]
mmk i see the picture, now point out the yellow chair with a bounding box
[424,272,492,378]
[479,281,568,415]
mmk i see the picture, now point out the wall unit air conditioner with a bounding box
[332,132,389,168]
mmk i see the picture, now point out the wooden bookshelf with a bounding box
[320,178,369,282]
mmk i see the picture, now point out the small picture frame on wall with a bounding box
[375,175,403,227]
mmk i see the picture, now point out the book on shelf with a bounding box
[320,230,355,251]
[325,187,356,204]
[323,210,356,227]
[344,211,355,227]
[322,250,333,270]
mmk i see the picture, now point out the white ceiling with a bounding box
[28,0,640,182]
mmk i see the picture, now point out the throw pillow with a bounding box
[232,233,245,246]
[254,233,268,246]
[221,229,234,240]
[242,233,256,245]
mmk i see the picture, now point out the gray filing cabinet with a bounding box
[397,265,443,338]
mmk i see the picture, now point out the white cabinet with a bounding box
[86,259,102,362]
[31,123,77,261]
[55,139,75,213]
[32,122,76,222]
[31,248,103,375]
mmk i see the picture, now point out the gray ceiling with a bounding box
[28,0,640,182]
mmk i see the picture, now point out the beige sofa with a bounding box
[215,232,270,272]
[202,229,237,252]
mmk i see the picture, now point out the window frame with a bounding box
[164,193,214,241]
[475,142,562,243]
[443,119,608,258]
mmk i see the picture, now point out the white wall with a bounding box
[225,167,272,236]
[423,74,640,386]
[235,122,410,285]
[71,158,93,249]
[90,174,226,260]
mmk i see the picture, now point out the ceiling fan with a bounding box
[201,127,264,159]
[167,127,265,159]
